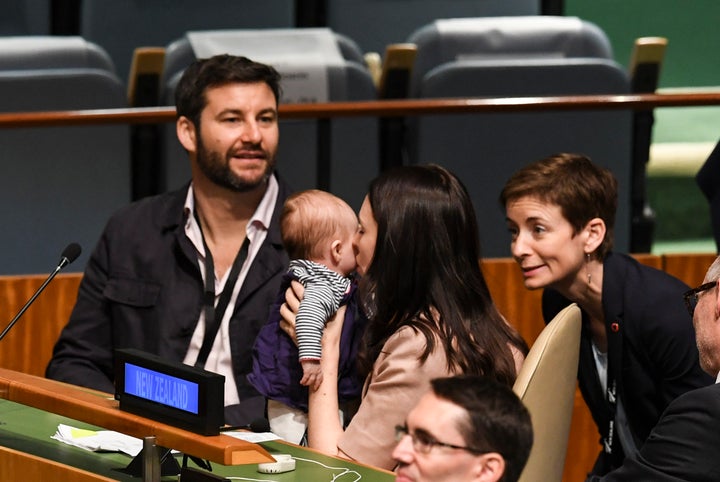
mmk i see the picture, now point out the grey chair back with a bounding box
[326,0,540,56]
[409,16,614,95]
[0,36,116,72]
[80,0,295,83]
[0,38,130,274]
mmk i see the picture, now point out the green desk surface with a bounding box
[0,399,394,481]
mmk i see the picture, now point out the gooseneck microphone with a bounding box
[58,242,82,270]
[0,242,82,342]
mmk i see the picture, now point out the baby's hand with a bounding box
[300,359,323,391]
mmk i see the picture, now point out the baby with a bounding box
[249,189,362,443]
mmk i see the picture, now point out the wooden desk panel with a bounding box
[662,252,717,287]
[482,258,545,345]
[0,273,82,376]
[0,446,116,482]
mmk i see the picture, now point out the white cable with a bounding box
[292,456,362,482]
[225,455,363,482]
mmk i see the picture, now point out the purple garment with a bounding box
[248,272,366,412]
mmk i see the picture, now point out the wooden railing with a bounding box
[3,91,718,193]
[0,91,720,128]
[0,253,716,481]
[2,91,719,205]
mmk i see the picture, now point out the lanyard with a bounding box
[195,224,250,369]
[603,378,617,454]
[603,319,624,456]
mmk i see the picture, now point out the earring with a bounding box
[586,253,592,288]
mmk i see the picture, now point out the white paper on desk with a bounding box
[223,431,281,444]
[52,423,143,457]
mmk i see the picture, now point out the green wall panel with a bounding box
[566,0,720,88]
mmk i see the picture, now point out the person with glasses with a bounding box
[501,153,713,478]
[393,375,533,482]
[591,256,720,481]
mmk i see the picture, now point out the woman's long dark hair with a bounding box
[357,165,528,386]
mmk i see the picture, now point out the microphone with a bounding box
[219,417,271,433]
[0,242,82,342]
[58,242,82,270]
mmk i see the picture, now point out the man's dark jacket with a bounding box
[46,176,292,425]
[594,382,720,481]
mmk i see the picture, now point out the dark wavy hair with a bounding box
[174,54,281,128]
[358,165,528,386]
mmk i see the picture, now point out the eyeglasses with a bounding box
[394,425,486,455]
[683,281,717,316]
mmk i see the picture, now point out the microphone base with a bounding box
[114,445,181,477]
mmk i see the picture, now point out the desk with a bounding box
[0,399,394,481]
[0,367,272,465]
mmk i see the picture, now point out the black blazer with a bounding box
[46,175,292,425]
[595,382,720,482]
[543,252,713,474]
[695,138,720,251]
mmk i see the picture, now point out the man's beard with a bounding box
[195,135,275,193]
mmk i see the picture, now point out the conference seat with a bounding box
[0,36,116,72]
[0,37,130,274]
[405,17,633,257]
[513,303,582,482]
[325,0,540,57]
[79,0,295,85]
[407,15,614,96]
[160,31,368,92]
[159,29,379,211]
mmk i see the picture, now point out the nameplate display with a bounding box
[114,348,224,435]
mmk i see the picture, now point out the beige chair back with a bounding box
[513,303,582,482]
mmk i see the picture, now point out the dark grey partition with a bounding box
[1,0,51,35]
[0,38,130,274]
